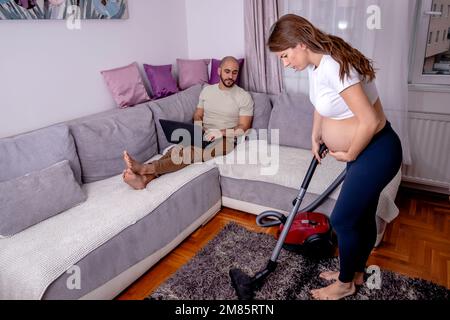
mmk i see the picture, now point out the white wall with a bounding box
[185,0,245,60]
[0,0,189,138]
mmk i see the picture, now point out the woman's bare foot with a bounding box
[319,271,364,285]
[123,151,155,175]
[311,280,356,300]
[123,169,155,190]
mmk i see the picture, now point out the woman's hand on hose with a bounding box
[312,137,327,164]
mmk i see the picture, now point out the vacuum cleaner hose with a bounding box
[256,169,346,228]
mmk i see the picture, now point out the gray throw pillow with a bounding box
[148,84,203,153]
[0,160,87,238]
[248,91,272,139]
[0,124,82,185]
[268,92,314,150]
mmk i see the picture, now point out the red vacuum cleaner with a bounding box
[276,211,335,258]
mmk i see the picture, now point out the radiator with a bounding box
[402,112,450,194]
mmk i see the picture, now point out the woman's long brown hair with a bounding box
[268,14,376,82]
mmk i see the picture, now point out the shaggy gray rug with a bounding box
[149,223,449,300]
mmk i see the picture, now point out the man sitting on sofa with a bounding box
[122,56,254,190]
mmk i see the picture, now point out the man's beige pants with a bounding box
[151,138,235,176]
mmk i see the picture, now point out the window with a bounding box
[410,0,450,85]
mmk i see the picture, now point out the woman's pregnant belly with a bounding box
[321,116,359,152]
[320,98,385,152]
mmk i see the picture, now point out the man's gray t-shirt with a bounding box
[198,84,254,130]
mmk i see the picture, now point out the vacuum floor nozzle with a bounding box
[229,268,255,300]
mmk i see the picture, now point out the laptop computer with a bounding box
[159,119,214,149]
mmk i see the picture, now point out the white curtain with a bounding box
[242,0,284,94]
[283,0,413,165]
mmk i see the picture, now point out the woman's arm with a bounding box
[311,110,324,162]
[333,83,381,161]
[312,109,323,144]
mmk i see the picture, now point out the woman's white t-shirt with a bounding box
[307,55,379,120]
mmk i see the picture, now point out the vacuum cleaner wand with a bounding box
[230,144,328,300]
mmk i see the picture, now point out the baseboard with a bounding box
[400,179,450,196]
[221,196,288,216]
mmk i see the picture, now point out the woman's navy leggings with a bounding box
[330,121,402,283]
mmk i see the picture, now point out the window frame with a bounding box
[410,0,450,86]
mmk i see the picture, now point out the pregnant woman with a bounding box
[268,14,402,300]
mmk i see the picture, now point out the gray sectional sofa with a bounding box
[0,84,401,300]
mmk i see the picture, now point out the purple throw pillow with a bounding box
[144,64,179,99]
[209,58,245,85]
[177,59,210,90]
[101,62,151,108]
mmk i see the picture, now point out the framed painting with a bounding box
[0,0,129,20]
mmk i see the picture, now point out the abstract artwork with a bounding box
[0,0,129,20]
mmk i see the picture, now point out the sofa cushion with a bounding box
[68,103,158,183]
[0,124,82,185]
[248,91,272,138]
[148,84,203,153]
[0,160,87,238]
[268,92,314,149]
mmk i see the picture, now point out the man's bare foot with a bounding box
[311,280,356,300]
[123,151,154,175]
[123,169,155,190]
[319,271,364,285]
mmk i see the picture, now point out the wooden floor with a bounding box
[116,187,450,300]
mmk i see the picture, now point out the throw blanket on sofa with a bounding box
[0,157,215,300]
[209,140,402,223]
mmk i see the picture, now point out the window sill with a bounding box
[408,83,450,93]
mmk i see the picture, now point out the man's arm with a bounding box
[193,107,204,122]
[221,115,253,137]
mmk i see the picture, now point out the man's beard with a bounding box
[220,75,235,88]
